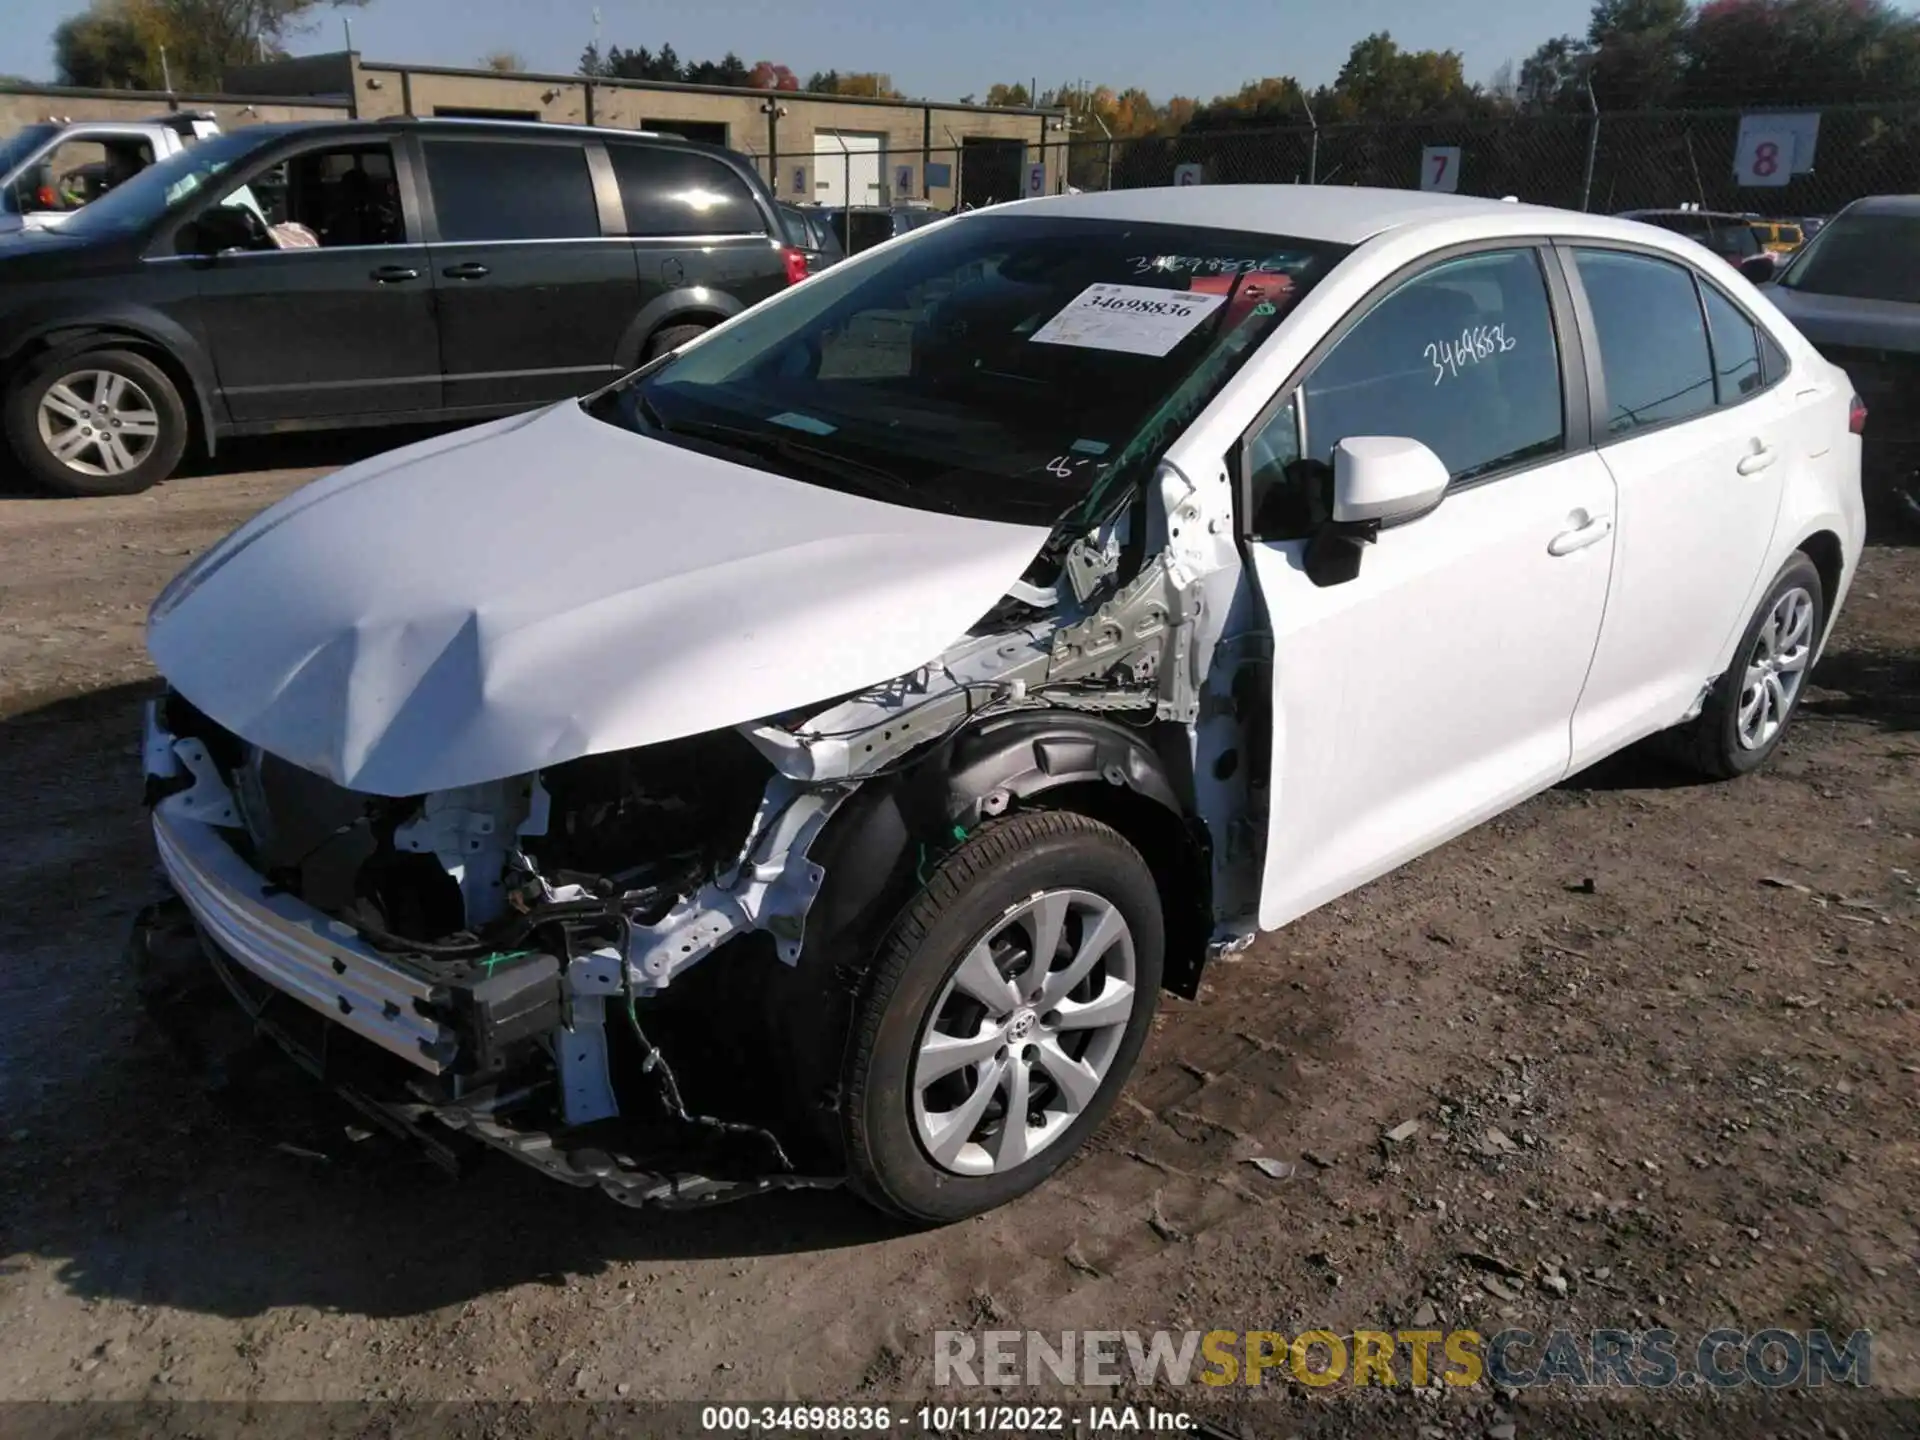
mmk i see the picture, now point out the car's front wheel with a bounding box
[840,810,1164,1223]
[5,347,188,496]
[1660,551,1825,779]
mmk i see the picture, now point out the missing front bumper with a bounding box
[127,896,843,1209]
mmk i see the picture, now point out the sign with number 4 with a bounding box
[1421,146,1462,194]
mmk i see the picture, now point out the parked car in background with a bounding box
[1766,195,1920,531]
[814,202,945,255]
[778,200,845,274]
[0,118,806,495]
[1617,208,1779,282]
[0,112,219,235]
[1748,217,1806,256]
[132,186,1862,1223]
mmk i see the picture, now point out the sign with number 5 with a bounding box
[1420,145,1462,194]
[1736,128,1796,188]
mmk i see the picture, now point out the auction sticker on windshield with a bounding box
[1029,283,1228,357]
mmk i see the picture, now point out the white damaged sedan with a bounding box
[135,186,1864,1221]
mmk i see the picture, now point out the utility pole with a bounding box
[1580,74,1600,212]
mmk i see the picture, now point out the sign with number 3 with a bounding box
[1420,145,1462,194]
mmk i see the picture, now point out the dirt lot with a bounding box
[0,446,1915,1433]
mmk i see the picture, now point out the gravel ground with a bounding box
[0,443,1914,1435]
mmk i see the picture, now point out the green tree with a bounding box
[54,2,157,88]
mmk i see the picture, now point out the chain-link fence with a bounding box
[765,102,1920,226]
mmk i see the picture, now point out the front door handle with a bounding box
[1737,444,1778,476]
[1548,512,1614,557]
[369,265,419,283]
[441,262,491,280]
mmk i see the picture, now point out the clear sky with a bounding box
[5,0,1622,100]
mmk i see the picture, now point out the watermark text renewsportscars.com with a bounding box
[933,1328,1874,1390]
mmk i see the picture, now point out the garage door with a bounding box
[814,131,883,207]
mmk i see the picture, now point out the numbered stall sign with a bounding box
[1420,145,1462,194]
[1173,162,1204,187]
[1026,161,1048,198]
[1735,126,1797,188]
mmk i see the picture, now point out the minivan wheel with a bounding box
[644,323,709,361]
[840,810,1163,1223]
[1658,552,1824,780]
[5,348,187,496]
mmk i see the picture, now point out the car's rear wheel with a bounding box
[839,810,1163,1223]
[644,323,709,362]
[1658,552,1824,779]
[5,347,187,496]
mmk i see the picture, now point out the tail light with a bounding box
[780,246,809,286]
[1849,393,1868,435]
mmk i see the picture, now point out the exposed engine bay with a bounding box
[136,458,1267,1206]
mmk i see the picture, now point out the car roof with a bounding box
[1617,208,1752,221]
[1012,185,1640,245]
[1843,194,1920,217]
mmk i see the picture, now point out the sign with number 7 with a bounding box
[1420,145,1462,194]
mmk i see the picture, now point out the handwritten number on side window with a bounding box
[1424,323,1518,386]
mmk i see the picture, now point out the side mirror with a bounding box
[1738,253,1777,284]
[1305,437,1451,588]
[1331,436,1451,524]
[180,204,271,257]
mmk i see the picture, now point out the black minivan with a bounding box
[0,119,804,495]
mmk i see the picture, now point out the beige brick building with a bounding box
[4,51,1067,209]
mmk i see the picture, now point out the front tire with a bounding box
[5,347,188,497]
[1660,552,1824,779]
[840,811,1164,1223]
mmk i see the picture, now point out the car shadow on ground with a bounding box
[0,682,903,1324]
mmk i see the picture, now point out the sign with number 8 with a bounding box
[1735,122,1804,188]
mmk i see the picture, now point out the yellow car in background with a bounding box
[1750,218,1806,255]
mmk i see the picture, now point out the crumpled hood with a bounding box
[1766,285,1920,353]
[149,403,1050,795]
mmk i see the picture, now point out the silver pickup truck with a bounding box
[0,111,219,234]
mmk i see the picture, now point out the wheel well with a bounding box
[13,329,210,457]
[1797,530,1844,642]
[1020,781,1213,1001]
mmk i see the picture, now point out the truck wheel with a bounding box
[840,811,1163,1223]
[5,347,188,496]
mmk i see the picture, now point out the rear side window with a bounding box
[1698,281,1764,406]
[1573,249,1715,435]
[608,145,764,237]
[424,139,599,242]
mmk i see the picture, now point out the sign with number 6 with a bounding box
[1420,146,1462,194]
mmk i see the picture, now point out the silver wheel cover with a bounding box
[911,888,1138,1177]
[36,369,162,478]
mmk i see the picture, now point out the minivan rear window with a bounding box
[608,145,764,237]
[424,139,599,243]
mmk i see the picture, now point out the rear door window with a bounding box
[1573,249,1716,435]
[424,139,599,242]
[1698,281,1764,406]
[608,145,764,237]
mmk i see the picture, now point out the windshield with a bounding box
[588,214,1349,527]
[0,125,58,181]
[1779,210,1920,304]
[53,128,272,238]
